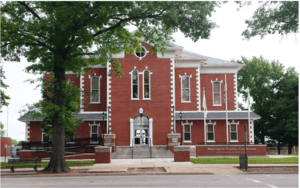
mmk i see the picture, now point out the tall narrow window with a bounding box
[90,125,98,144]
[184,124,191,141]
[42,131,50,143]
[181,76,190,102]
[230,124,238,141]
[213,81,221,105]
[143,70,151,99]
[132,70,139,99]
[91,76,100,103]
[207,124,214,141]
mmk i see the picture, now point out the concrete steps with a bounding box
[112,146,174,159]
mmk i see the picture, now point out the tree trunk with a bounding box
[277,141,281,155]
[42,67,69,173]
[288,143,292,154]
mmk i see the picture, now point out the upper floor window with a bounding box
[135,46,148,60]
[211,79,222,106]
[132,69,139,99]
[143,69,152,100]
[91,76,100,103]
[181,75,190,102]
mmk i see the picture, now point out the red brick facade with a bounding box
[0,137,11,157]
[22,40,264,157]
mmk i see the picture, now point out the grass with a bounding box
[0,160,95,169]
[190,157,298,164]
[268,154,298,156]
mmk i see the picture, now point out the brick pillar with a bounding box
[95,146,111,163]
[167,133,181,153]
[174,146,190,162]
[104,134,116,152]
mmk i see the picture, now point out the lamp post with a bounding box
[102,112,105,146]
[180,111,183,145]
[107,106,110,134]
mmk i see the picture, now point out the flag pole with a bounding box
[203,88,207,145]
[247,89,251,144]
[225,73,228,144]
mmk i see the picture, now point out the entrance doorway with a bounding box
[133,114,149,146]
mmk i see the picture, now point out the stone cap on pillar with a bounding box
[104,134,116,139]
[167,133,181,138]
[95,146,112,152]
[174,146,190,151]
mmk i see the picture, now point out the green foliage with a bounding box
[0,65,10,113]
[11,139,22,146]
[190,157,298,164]
[236,57,298,146]
[238,1,299,39]
[0,122,5,136]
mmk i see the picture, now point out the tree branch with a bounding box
[17,1,41,20]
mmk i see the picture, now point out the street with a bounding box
[1,174,298,187]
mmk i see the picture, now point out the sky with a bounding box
[1,1,299,142]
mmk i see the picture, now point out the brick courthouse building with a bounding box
[19,41,266,158]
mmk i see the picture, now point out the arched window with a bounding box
[131,69,139,99]
[181,75,190,102]
[143,68,152,99]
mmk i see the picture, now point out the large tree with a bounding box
[0,65,10,113]
[237,1,299,39]
[237,57,298,153]
[1,1,220,173]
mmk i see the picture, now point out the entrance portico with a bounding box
[130,108,153,146]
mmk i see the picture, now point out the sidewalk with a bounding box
[1,158,298,177]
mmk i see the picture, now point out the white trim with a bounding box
[25,122,29,141]
[130,118,134,146]
[234,73,238,110]
[170,58,176,132]
[130,68,139,100]
[142,67,152,100]
[112,51,125,58]
[89,74,101,104]
[180,73,192,102]
[149,118,153,146]
[196,67,201,111]
[89,122,100,144]
[42,131,50,143]
[200,67,239,74]
[229,120,239,142]
[107,60,111,133]
[134,46,149,60]
[80,74,84,112]
[211,78,223,106]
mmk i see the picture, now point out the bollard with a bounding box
[239,153,248,170]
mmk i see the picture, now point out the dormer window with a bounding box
[135,46,148,60]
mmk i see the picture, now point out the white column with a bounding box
[130,118,133,146]
[149,118,153,146]
[25,122,29,141]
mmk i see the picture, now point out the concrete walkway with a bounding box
[1,158,298,176]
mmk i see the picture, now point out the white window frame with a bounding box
[229,120,239,142]
[143,67,152,100]
[180,74,192,103]
[207,121,216,142]
[89,74,102,104]
[89,122,100,144]
[42,131,50,143]
[130,67,139,100]
[134,46,149,60]
[183,121,193,143]
[211,78,223,106]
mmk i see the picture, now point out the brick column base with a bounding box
[167,133,181,153]
[104,134,116,152]
[95,146,111,163]
[174,146,190,162]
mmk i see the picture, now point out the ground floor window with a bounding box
[207,124,214,141]
[184,124,191,141]
[230,124,238,141]
[90,124,99,143]
[42,131,50,142]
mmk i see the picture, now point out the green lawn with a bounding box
[268,154,298,156]
[190,157,298,164]
[0,160,95,169]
